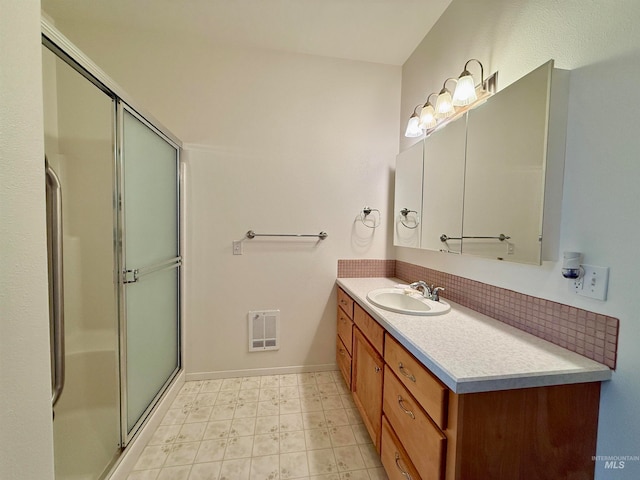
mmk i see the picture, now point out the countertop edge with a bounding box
[337,277,612,394]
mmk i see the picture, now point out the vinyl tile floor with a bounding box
[127,371,389,480]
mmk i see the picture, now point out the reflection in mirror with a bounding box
[421,117,467,253]
[464,61,554,264]
[394,141,423,248]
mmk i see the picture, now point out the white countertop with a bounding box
[337,277,612,394]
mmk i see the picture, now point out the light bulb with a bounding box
[452,72,477,106]
[435,90,454,119]
[419,104,437,129]
[404,114,423,138]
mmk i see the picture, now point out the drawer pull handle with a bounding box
[397,395,415,419]
[374,365,381,373]
[339,349,346,356]
[340,299,348,305]
[394,452,413,480]
[398,362,416,382]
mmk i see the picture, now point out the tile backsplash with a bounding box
[337,259,618,369]
[337,259,396,279]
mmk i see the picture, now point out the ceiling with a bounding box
[41,0,452,66]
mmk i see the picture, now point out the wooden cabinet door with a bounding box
[352,327,384,451]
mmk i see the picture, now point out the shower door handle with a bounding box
[46,160,66,409]
[123,256,182,284]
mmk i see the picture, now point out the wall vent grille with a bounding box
[248,310,280,352]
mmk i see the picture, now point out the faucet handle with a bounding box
[431,286,445,301]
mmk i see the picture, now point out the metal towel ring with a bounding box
[400,208,420,229]
[359,207,381,229]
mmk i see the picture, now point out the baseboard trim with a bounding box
[185,363,338,382]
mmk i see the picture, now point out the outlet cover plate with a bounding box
[574,264,609,301]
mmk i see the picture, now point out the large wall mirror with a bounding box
[422,117,466,253]
[394,140,423,248]
[393,60,568,265]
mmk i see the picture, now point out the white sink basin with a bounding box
[366,288,451,316]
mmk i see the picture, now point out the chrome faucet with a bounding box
[409,281,445,302]
[409,281,431,298]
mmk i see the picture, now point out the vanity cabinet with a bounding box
[336,288,354,387]
[463,60,568,264]
[337,288,602,480]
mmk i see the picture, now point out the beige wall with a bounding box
[51,25,401,376]
[399,1,640,476]
[0,0,56,479]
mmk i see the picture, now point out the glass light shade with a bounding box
[435,90,454,119]
[452,73,477,106]
[419,104,437,129]
[404,114,423,138]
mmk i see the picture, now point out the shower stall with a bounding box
[43,21,181,479]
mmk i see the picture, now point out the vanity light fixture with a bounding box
[418,93,438,130]
[403,59,497,138]
[434,78,458,119]
[404,104,424,138]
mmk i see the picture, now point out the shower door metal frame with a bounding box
[117,101,182,446]
[42,18,183,451]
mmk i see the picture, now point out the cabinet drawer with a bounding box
[385,335,448,429]
[383,366,446,480]
[337,307,354,354]
[336,337,352,389]
[381,415,422,480]
[337,288,354,319]
[354,304,384,355]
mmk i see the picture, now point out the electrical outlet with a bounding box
[572,276,583,293]
[232,240,243,255]
[507,243,515,255]
[574,264,609,301]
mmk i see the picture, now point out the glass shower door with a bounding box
[43,44,121,479]
[119,105,181,443]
